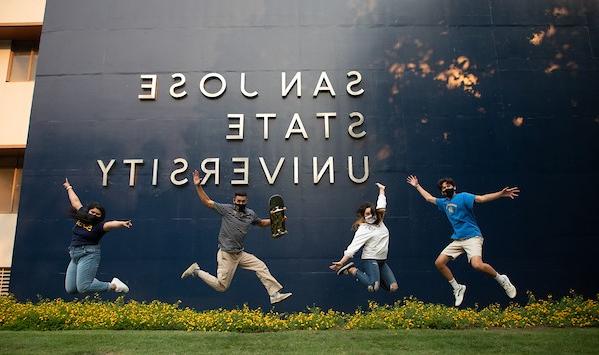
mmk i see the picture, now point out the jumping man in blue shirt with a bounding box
[407,175,519,306]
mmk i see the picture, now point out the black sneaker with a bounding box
[337,261,355,275]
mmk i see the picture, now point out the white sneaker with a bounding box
[336,261,355,275]
[498,274,517,298]
[453,284,466,306]
[181,262,200,279]
[270,291,292,304]
[111,277,129,293]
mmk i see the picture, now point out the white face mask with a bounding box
[365,215,376,224]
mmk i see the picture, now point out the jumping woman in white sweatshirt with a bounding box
[330,183,399,292]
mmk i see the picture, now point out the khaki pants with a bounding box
[196,249,283,295]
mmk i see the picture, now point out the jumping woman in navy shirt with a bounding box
[63,178,132,294]
[407,175,519,307]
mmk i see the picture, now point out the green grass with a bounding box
[1,329,599,354]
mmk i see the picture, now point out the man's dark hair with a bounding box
[437,177,456,191]
[234,192,247,198]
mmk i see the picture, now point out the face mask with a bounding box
[235,203,247,212]
[442,187,455,198]
[75,207,103,225]
[365,215,376,224]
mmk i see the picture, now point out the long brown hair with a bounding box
[351,202,384,231]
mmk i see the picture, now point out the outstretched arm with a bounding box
[330,229,369,271]
[192,170,215,209]
[406,175,436,204]
[103,220,133,231]
[257,219,271,227]
[257,215,288,228]
[63,178,83,210]
[375,182,387,220]
[329,255,352,271]
[475,187,520,203]
[375,182,387,212]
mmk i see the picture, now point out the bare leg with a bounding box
[434,254,455,281]
[470,256,498,277]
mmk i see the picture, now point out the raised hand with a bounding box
[406,175,419,187]
[122,220,133,228]
[63,178,72,190]
[501,187,520,199]
[192,170,201,186]
[375,182,386,191]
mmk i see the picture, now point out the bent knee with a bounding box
[434,258,447,269]
[76,286,91,293]
[255,262,268,271]
[76,282,93,293]
[215,283,230,292]
[470,260,485,271]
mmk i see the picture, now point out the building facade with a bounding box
[5,0,599,311]
[0,0,45,295]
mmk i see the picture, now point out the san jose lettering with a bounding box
[138,71,364,100]
[100,70,371,187]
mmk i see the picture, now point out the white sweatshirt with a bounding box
[343,194,390,260]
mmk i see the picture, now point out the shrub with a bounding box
[1,292,598,331]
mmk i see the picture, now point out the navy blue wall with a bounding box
[11,0,599,311]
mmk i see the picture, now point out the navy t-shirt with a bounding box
[436,192,482,240]
[70,220,107,247]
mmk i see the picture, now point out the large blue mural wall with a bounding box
[11,0,599,311]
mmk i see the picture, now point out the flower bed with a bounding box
[1,292,597,331]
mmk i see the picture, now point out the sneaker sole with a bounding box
[454,286,466,307]
[336,262,355,275]
[181,263,199,279]
[271,293,292,304]
[501,277,517,298]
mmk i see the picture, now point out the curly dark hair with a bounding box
[437,177,456,191]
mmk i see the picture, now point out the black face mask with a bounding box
[235,203,247,212]
[75,207,104,225]
[442,187,455,198]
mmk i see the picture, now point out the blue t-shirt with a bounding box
[70,220,107,247]
[436,192,482,240]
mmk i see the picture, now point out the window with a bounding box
[0,156,23,213]
[0,267,9,296]
[6,40,39,82]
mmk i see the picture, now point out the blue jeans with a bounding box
[354,260,397,290]
[65,245,111,294]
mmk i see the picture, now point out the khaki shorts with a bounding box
[440,236,483,263]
